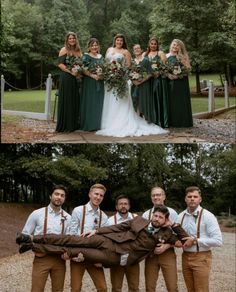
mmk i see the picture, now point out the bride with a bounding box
[96,34,168,137]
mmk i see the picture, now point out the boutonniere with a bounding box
[193,211,199,222]
[61,214,67,223]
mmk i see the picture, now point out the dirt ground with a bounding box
[1,108,236,143]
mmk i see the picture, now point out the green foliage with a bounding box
[0,144,235,214]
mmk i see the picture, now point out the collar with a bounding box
[116,212,133,221]
[185,205,202,216]
[87,202,100,214]
[48,204,62,215]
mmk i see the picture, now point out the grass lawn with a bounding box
[2,90,57,115]
[2,83,236,115]
[189,73,223,89]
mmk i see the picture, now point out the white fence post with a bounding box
[1,75,5,112]
[208,80,215,112]
[44,73,52,120]
[224,80,229,108]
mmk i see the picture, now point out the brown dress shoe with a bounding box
[16,232,31,245]
[19,243,33,254]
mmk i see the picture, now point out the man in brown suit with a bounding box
[17,205,188,267]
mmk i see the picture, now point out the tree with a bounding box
[149,0,235,93]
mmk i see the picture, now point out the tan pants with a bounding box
[31,254,66,292]
[145,248,178,292]
[70,261,107,292]
[110,263,140,292]
[182,251,212,292]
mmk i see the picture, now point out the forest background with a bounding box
[1,0,236,93]
[0,143,235,216]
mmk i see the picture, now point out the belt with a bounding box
[183,250,211,254]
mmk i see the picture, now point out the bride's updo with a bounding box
[112,33,128,50]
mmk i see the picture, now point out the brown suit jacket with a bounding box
[32,216,188,267]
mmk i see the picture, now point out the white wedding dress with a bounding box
[96,52,168,137]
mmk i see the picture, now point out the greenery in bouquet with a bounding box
[129,61,149,81]
[167,60,191,78]
[65,55,83,75]
[82,61,104,78]
[103,59,129,99]
[150,59,169,77]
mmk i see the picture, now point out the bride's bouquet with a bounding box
[65,55,83,75]
[103,59,129,99]
[167,60,191,79]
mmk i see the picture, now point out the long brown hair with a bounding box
[112,33,128,50]
[87,38,100,53]
[144,36,159,56]
[64,32,81,54]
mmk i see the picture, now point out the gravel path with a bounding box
[1,111,236,143]
[0,232,235,292]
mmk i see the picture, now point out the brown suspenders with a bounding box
[80,205,102,235]
[181,208,204,252]
[43,206,65,236]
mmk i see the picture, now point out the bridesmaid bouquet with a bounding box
[167,60,191,78]
[150,60,169,76]
[83,62,104,78]
[129,61,148,81]
[103,60,129,99]
[65,55,83,75]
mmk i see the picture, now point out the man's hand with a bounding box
[80,230,97,238]
[71,252,85,262]
[182,236,196,248]
[154,243,171,254]
[61,252,70,260]
[174,240,183,248]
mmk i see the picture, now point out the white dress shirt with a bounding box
[142,206,178,222]
[177,206,223,252]
[108,212,138,225]
[22,204,71,235]
[69,201,109,235]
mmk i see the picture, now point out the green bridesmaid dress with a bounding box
[167,55,193,127]
[80,53,105,131]
[131,57,155,123]
[56,54,80,132]
[151,55,170,128]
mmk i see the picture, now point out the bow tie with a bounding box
[146,226,158,235]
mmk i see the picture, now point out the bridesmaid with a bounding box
[131,44,153,122]
[143,37,170,128]
[80,38,105,131]
[56,32,81,132]
[167,39,193,127]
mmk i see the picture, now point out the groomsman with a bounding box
[142,186,178,292]
[108,195,139,292]
[69,183,109,292]
[18,185,71,292]
[177,186,223,292]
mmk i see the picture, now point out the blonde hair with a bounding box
[170,39,191,69]
[65,32,81,55]
[90,183,107,193]
[151,186,165,196]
